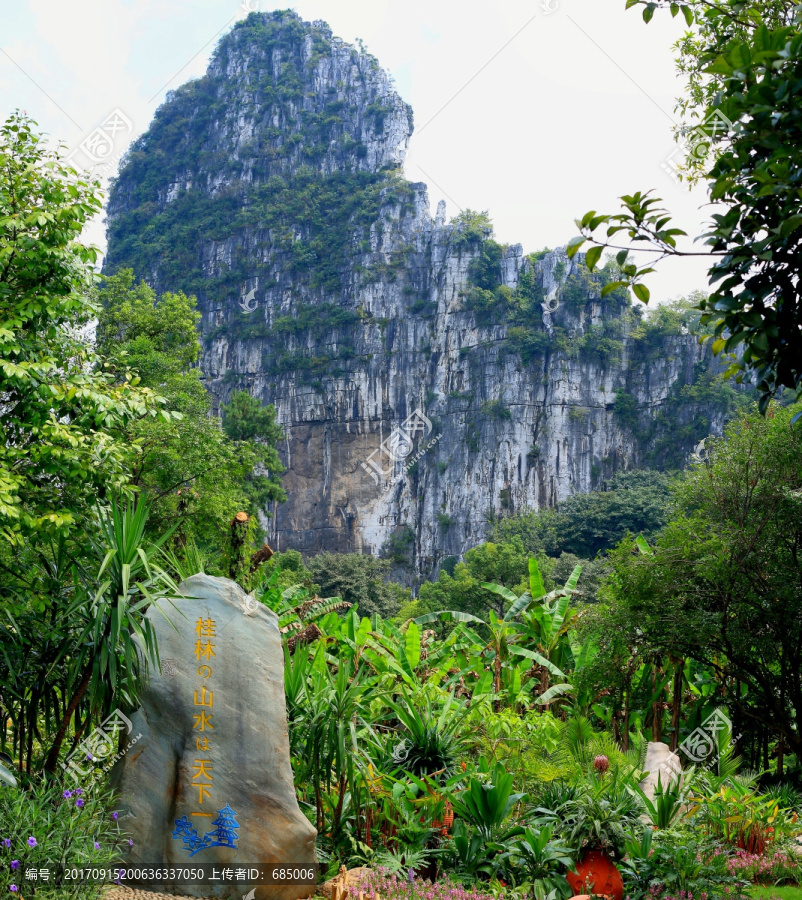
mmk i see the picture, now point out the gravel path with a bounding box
[103,888,215,900]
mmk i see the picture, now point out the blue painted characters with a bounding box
[172,805,240,856]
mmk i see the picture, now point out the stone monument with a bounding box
[111,574,317,899]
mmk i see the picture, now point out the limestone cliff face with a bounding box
[105,11,739,581]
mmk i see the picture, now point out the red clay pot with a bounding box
[566,849,624,900]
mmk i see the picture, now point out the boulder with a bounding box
[111,574,317,899]
[639,741,682,804]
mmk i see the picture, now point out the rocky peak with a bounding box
[105,13,748,582]
[110,11,412,224]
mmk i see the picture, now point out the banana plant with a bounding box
[511,561,582,698]
[414,559,581,709]
[255,567,351,639]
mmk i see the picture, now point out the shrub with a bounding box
[726,849,802,885]
[346,868,499,900]
[0,781,130,897]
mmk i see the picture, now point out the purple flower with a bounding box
[10,862,19,871]
[94,842,100,850]
[1,840,9,849]
[10,886,18,893]
[26,838,36,848]
[128,839,134,847]
[74,788,83,796]
[62,789,73,799]
[112,812,118,820]
[75,799,84,808]
[85,752,92,761]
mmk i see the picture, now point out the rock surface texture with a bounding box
[639,740,682,804]
[111,574,316,900]
[105,11,746,581]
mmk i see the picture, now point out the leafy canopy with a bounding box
[0,113,169,542]
[568,1,802,412]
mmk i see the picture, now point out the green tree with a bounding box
[605,403,802,759]
[568,1,802,411]
[221,389,286,512]
[96,270,285,548]
[305,552,410,619]
[493,470,674,560]
[417,539,531,620]
[0,114,166,543]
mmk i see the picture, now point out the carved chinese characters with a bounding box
[111,574,317,899]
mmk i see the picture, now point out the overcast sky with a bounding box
[1,0,712,301]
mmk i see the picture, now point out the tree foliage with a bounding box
[568,1,802,412]
[305,551,410,619]
[493,470,674,560]
[605,403,802,755]
[0,115,167,542]
[96,270,285,547]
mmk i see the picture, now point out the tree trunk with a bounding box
[331,772,347,833]
[228,512,250,585]
[670,660,684,752]
[43,666,92,774]
[651,660,665,743]
[314,778,323,833]
[622,685,630,752]
[249,542,274,573]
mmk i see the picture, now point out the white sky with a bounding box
[1,0,713,302]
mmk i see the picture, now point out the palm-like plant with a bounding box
[629,769,694,829]
[386,689,467,780]
[43,498,180,772]
[290,653,375,834]
[499,825,575,900]
[450,819,498,880]
[450,760,527,842]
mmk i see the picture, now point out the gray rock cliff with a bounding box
[105,11,743,581]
